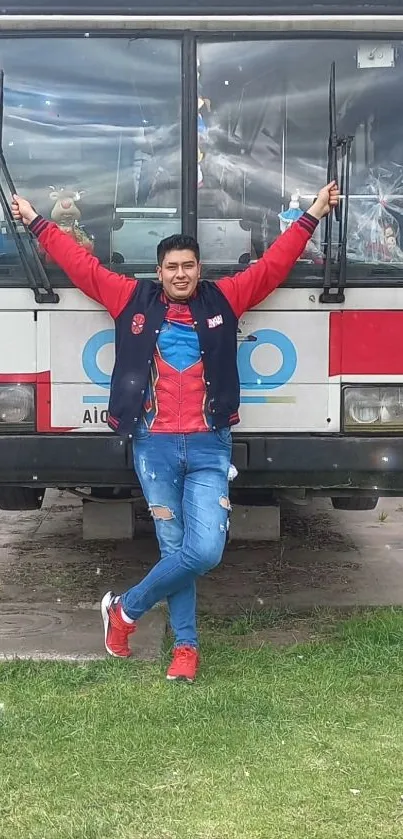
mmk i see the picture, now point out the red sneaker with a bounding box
[101,591,136,658]
[166,645,200,682]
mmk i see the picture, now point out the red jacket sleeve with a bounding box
[216,213,318,318]
[29,216,137,319]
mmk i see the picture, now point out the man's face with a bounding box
[157,249,201,301]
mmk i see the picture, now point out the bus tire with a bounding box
[331,496,378,511]
[0,487,45,511]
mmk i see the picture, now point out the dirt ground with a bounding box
[1,490,403,617]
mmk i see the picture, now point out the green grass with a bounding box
[2,609,403,838]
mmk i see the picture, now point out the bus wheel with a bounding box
[0,487,45,511]
[331,496,378,511]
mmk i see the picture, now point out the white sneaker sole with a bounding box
[166,674,195,683]
[101,590,121,658]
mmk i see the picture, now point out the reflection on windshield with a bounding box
[1,37,181,276]
[197,39,403,273]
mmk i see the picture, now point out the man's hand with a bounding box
[308,181,340,220]
[11,194,38,226]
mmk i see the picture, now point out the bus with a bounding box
[0,0,402,535]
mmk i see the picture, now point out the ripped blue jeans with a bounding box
[120,429,232,648]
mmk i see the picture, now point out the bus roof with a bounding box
[1,0,402,15]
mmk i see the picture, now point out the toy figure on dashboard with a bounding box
[279,191,323,263]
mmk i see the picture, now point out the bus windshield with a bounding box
[0,33,402,283]
[197,38,403,280]
[1,36,181,282]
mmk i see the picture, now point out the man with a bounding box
[12,183,339,681]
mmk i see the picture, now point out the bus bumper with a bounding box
[0,433,402,492]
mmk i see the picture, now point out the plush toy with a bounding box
[368,221,401,263]
[48,187,94,251]
[383,224,399,260]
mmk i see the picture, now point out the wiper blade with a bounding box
[0,70,59,304]
[0,156,60,304]
[329,62,341,226]
[321,63,341,304]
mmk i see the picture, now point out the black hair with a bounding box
[157,234,200,267]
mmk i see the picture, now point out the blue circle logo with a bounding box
[238,328,297,390]
[81,327,297,395]
[82,329,114,390]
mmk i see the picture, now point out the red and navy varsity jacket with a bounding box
[29,213,318,435]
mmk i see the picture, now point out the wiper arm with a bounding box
[0,70,59,304]
[0,157,60,304]
[336,134,353,295]
[320,62,354,305]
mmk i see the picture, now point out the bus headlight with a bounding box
[343,386,403,432]
[0,384,35,426]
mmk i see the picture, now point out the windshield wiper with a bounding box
[336,134,353,295]
[0,70,59,304]
[320,62,354,305]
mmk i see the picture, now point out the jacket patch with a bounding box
[131,313,146,335]
[207,314,223,329]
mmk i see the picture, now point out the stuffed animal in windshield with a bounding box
[49,187,94,252]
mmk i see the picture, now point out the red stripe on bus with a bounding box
[329,311,403,376]
[0,372,37,383]
[0,371,73,432]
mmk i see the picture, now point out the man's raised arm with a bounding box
[12,195,136,319]
[216,182,340,319]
